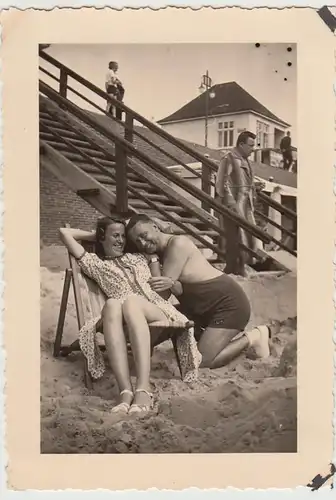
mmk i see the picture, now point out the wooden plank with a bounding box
[39,122,79,138]
[77,188,100,197]
[59,67,68,98]
[201,157,212,213]
[40,134,94,149]
[45,141,109,158]
[128,193,169,202]
[76,165,115,176]
[115,143,128,213]
[83,274,106,318]
[41,144,118,215]
[130,201,186,213]
[53,268,72,357]
[67,247,93,390]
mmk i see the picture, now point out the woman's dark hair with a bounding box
[95,216,126,259]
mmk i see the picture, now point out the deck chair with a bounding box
[53,236,194,389]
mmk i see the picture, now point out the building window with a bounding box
[218,121,234,148]
[256,120,269,148]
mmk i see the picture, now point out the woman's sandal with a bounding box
[128,389,153,415]
[111,389,134,414]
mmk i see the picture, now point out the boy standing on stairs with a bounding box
[126,214,272,372]
[105,61,125,120]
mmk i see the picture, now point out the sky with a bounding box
[44,43,297,143]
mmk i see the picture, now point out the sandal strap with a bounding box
[129,404,151,412]
[111,401,131,413]
[120,389,133,397]
[135,389,153,397]
[113,402,130,409]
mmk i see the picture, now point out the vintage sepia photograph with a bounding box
[38,42,298,454]
[2,3,334,490]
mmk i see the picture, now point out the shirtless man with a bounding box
[126,214,271,369]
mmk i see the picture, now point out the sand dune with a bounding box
[40,247,297,454]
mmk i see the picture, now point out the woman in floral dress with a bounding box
[59,217,201,415]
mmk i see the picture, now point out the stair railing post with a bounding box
[115,112,132,213]
[59,67,68,99]
[124,111,134,144]
[201,154,212,213]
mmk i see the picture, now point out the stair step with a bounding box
[91,173,116,185]
[171,217,204,226]
[68,147,111,160]
[128,192,169,203]
[171,228,218,237]
[40,116,71,129]
[45,141,110,159]
[58,151,110,165]
[130,201,185,213]
[80,164,116,176]
[142,211,168,220]
[43,137,104,152]
[40,121,79,139]
[40,130,93,149]
[128,180,158,191]
[77,188,101,197]
[91,173,149,188]
[39,111,54,120]
[40,132,94,150]
[75,155,117,167]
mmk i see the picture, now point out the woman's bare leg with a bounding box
[102,299,133,405]
[122,296,168,406]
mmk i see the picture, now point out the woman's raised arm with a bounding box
[59,227,96,259]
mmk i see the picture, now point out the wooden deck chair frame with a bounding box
[53,231,192,389]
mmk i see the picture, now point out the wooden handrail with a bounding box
[254,209,296,238]
[39,83,297,258]
[39,50,297,223]
[39,51,220,170]
[40,62,217,190]
[258,191,297,220]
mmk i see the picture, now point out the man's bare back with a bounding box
[164,235,222,284]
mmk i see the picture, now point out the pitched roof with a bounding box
[87,110,296,188]
[158,81,290,127]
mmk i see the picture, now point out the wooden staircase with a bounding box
[39,50,297,271]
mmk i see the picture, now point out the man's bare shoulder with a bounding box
[168,235,196,252]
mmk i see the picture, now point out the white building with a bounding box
[158,81,290,152]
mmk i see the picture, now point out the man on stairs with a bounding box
[280,131,293,171]
[215,130,264,276]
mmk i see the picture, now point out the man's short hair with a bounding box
[126,213,155,235]
[109,61,118,67]
[236,130,256,147]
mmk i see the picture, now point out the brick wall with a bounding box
[40,165,101,245]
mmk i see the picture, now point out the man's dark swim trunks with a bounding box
[178,274,251,331]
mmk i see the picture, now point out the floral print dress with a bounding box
[77,251,202,382]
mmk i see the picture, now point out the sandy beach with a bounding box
[40,246,297,454]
